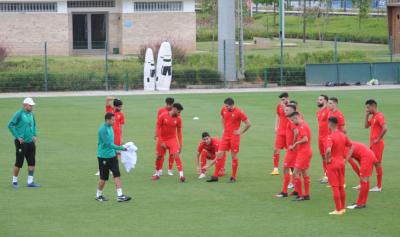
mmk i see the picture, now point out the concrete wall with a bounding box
[121,12,196,54]
[0,13,69,55]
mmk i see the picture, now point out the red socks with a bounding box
[174,156,183,172]
[376,166,383,188]
[331,186,342,211]
[357,181,370,206]
[273,153,280,168]
[339,186,346,210]
[232,158,239,179]
[304,176,310,196]
[282,173,290,193]
[200,152,207,170]
[295,177,302,196]
[168,155,174,170]
[155,157,164,171]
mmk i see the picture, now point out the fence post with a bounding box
[263,69,268,88]
[389,36,393,62]
[124,72,129,91]
[223,40,227,88]
[104,42,109,91]
[44,41,48,92]
[334,36,338,64]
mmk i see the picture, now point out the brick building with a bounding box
[0,0,196,55]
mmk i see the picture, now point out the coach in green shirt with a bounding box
[8,97,40,188]
[95,112,131,202]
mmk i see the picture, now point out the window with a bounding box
[134,1,183,12]
[0,2,57,12]
[67,0,115,8]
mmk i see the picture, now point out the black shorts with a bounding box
[14,140,36,168]
[98,157,121,181]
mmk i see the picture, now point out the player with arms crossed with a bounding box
[364,99,388,192]
[153,103,185,182]
[207,98,251,183]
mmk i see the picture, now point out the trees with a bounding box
[353,0,371,29]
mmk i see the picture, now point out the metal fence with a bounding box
[306,62,400,86]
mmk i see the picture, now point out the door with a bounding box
[73,14,88,50]
[72,13,107,50]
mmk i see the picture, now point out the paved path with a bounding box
[0,85,399,99]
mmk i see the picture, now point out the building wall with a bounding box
[121,12,196,54]
[0,13,69,55]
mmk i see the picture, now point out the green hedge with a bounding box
[244,66,306,86]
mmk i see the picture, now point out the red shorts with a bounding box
[318,137,326,157]
[284,150,297,168]
[156,139,180,157]
[274,134,286,149]
[359,153,377,178]
[295,151,312,169]
[370,140,384,163]
[326,161,345,187]
[114,131,121,146]
[201,150,216,160]
[219,135,241,153]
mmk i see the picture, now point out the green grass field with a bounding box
[0,89,399,237]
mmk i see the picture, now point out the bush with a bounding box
[138,41,187,64]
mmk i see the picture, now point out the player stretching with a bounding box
[327,97,346,133]
[316,95,330,184]
[271,92,290,175]
[365,99,387,192]
[287,112,312,201]
[153,103,185,182]
[325,117,352,215]
[195,132,226,179]
[154,97,176,176]
[345,141,378,209]
[207,98,251,183]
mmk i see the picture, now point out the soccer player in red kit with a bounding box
[207,98,251,183]
[316,94,330,184]
[152,103,185,182]
[365,99,388,192]
[195,132,226,179]
[287,112,312,201]
[154,97,175,176]
[274,103,300,198]
[271,92,290,175]
[325,117,353,215]
[345,141,378,209]
[327,97,346,133]
[106,97,125,148]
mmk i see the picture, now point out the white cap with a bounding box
[23,97,35,106]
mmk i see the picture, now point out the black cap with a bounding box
[279,92,289,98]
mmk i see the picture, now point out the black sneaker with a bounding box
[206,176,219,182]
[228,177,236,183]
[290,191,298,196]
[274,192,288,198]
[303,195,311,200]
[117,195,132,202]
[292,196,305,201]
[354,204,367,209]
[95,195,109,202]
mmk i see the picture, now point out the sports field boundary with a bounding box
[1,85,399,98]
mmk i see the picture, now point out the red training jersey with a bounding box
[157,107,170,118]
[296,122,312,155]
[276,104,288,135]
[348,141,377,163]
[197,137,220,154]
[156,112,182,145]
[369,112,385,143]
[328,109,345,133]
[286,121,298,147]
[106,105,125,133]
[221,107,248,137]
[326,130,352,164]
[317,107,329,138]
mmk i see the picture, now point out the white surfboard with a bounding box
[143,48,156,91]
[155,42,172,91]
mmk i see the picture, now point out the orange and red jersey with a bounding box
[197,137,220,154]
[157,106,171,118]
[328,109,345,132]
[326,130,352,164]
[106,105,125,133]
[296,122,312,155]
[348,141,377,163]
[276,104,288,135]
[368,112,385,143]
[156,112,182,145]
[220,106,248,137]
[286,121,298,147]
[317,107,329,138]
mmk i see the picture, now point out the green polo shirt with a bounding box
[97,123,124,158]
[8,109,37,143]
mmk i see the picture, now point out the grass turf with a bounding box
[0,89,399,237]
